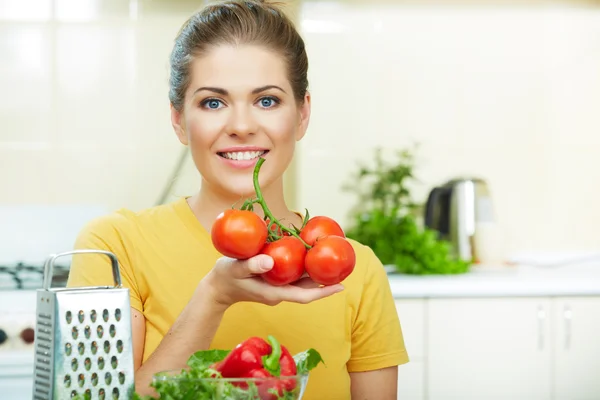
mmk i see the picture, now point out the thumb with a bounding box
[233,254,274,278]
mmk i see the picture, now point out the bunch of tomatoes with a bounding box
[210,158,356,286]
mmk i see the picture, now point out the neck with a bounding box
[187,177,299,232]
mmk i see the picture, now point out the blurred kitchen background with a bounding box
[1,0,600,399]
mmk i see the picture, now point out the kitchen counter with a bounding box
[386,260,600,298]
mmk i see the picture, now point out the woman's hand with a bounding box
[199,254,344,309]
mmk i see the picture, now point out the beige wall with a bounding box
[296,2,600,255]
[0,1,195,210]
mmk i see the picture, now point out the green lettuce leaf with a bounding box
[293,348,324,374]
[187,349,230,370]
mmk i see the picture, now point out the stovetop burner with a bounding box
[0,262,70,290]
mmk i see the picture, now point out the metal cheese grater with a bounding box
[32,249,135,400]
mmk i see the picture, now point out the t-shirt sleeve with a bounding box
[347,246,410,372]
[66,213,143,313]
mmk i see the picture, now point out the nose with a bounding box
[226,104,257,138]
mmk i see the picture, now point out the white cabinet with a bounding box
[553,297,600,400]
[395,300,426,400]
[427,298,552,400]
[394,296,600,400]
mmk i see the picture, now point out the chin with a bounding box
[217,179,259,201]
[201,156,285,201]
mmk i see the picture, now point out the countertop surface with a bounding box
[386,256,600,298]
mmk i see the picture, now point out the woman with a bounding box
[67,0,409,398]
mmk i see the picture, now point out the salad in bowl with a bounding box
[134,335,324,400]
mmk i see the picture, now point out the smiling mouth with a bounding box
[217,150,269,161]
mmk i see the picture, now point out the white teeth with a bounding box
[222,150,265,160]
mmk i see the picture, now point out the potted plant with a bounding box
[342,145,471,275]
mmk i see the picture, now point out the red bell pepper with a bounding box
[240,367,284,400]
[278,344,298,392]
[213,336,272,378]
[212,335,298,398]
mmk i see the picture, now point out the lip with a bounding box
[217,146,269,153]
[216,147,270,170]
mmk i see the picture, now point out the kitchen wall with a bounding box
[1,0,599,258]
[0,0,208,212]
[296,1,600,256]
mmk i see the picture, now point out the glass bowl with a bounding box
[152,370,310,400]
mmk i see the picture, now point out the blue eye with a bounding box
[259,96,279,108]
[260,98,273,107]
[201,98,224,109]
[206,99,222,109]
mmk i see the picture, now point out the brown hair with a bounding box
[168,0,309,112]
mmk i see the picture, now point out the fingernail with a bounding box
[335,285,344,293]
[260,256,274,271]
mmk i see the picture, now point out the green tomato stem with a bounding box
[252,157,311,249]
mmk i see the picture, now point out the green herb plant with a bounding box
[342,145,471,275]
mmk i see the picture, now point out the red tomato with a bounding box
[305,236,356,286]
[260,236,306,286]
[299,216,345,247]
[211,209,268,259]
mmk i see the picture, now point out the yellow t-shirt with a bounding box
[66,197,409,399]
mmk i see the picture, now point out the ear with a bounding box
[295,91,311,141]
[171,104,188,145]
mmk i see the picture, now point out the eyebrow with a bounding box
[193,85,287,96]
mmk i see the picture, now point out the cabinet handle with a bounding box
[537,305,546,351]
[564,304,572,350]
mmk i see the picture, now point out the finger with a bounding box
[278,284,345,304]
[227,254,274,279]
[291,277,322,289]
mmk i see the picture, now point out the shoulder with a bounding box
[343,238,390,292]
[346,238,381,265]
[76,198,185,242]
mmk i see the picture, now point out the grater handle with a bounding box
[43,249,122,290]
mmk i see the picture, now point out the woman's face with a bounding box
[171,44,310,199]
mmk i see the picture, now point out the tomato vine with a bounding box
[237,157,312,249]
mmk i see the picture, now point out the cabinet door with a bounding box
[395,299,426,400]
[553,297,600,400]
[428,298,552,400]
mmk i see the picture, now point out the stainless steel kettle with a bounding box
[424,178,495,262]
